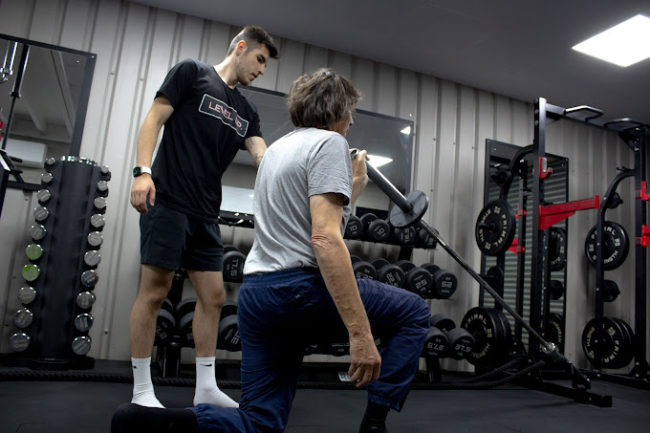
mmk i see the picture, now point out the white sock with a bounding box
[131,357,164,408]
[193,356,238,407]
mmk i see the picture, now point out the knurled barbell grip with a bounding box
[352,149,413,212]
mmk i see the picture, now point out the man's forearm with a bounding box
[312,233,371,338]
[350,174,368,204]
[135,120,161,167]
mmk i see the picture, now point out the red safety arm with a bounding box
[538,196,600,230]
[637,225,650,247]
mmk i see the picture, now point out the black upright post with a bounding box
[530,98,547,358]
[629,129,649,379]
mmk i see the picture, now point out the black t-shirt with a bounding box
[152,59,262,221]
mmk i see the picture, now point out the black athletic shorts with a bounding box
[139,203,224,271]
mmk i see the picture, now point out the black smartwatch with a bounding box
[132,166,152,178]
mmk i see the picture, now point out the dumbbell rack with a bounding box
[4,157,110,370]
[585,121,650,385]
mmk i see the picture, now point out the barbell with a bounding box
[355,150,566,363]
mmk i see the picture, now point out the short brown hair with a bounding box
[227,25,278,59]
[287,68,361,129]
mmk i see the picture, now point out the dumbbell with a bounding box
[344,215,363,239]
[395,260,433,298]
[217,300,241,351]
[421,263,457,299]
[350,255,377,280]
[422,326,449,357]
[371,258,405,288]
[156,299,176,344]
[223,245,246,283]
[390,224,416,245]
[430,314,456,331]
[444,327,475,360]
[360,214,390,243]
[414,223,437,249]
[175,297,197,347]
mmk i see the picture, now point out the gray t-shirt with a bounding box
[244,127,353,274]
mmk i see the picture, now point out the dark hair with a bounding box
[287,68,361,129]
[227,25,278,59]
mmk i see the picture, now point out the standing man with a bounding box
[113,68,430,433]
[128,25,278,409]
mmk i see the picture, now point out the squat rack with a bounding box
[531,99,649,385]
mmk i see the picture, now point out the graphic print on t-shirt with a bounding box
[199,94,250,137]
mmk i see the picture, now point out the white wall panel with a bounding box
[1,0,644,370]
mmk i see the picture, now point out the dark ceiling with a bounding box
[131,0,650,125]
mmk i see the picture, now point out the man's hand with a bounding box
[349,148,368,204]
[130,175,155,214]
[348,332,382,388]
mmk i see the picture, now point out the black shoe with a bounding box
[359,419,389,433]
[111,403,197,433]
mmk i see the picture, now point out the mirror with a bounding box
[0,34,96,187]
[221,86,414,216]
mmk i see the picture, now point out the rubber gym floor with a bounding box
[0,360,648,433]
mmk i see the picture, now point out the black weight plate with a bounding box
[488,308,512,362]
[602,280,620,303]
[610,318,635,369]
[582,317,630,369]
[460,307,500,366]
[548,227,567,271]
[475,200,516,256]
[584,222,630,270]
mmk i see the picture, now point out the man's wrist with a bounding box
[132,166,152,178]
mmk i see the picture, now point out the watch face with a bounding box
[133,167,141,177]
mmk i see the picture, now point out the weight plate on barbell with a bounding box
[475,200,516,256]
[584,222,629,270]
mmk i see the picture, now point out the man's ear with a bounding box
[235,40,247,55]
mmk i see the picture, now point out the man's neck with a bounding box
[214,58,238,88]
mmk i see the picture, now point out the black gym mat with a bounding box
[0,362,648,433]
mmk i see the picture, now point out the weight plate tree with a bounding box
[7,157,110,369]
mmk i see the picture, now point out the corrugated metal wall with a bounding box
[0,0,645,370]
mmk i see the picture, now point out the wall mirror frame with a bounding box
[220,85,415,219]
[0,33,96,190]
